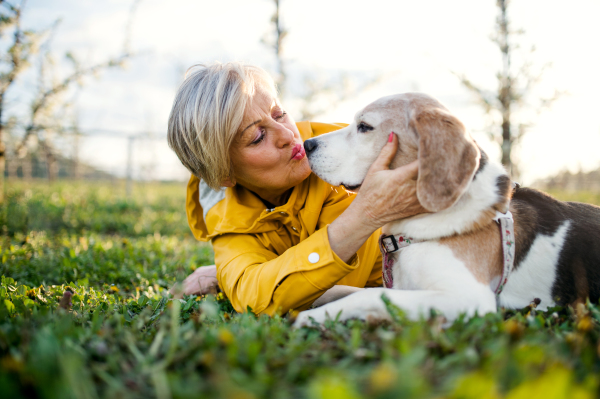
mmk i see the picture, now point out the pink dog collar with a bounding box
[492,210,515,295]
[379,210,516,296]
[379,234,427,288]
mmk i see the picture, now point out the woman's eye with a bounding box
[274,111,287,120]
[357,122,374,133]
[251,129,266,145]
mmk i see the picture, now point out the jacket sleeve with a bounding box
[213,226,360,315]
[365,250,383,287]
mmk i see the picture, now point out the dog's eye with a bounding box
[357,122,374,133]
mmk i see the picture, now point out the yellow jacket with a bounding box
[186,121,382,315]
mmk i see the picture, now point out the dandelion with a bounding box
[218,328,234,345]
[577,316,593,332]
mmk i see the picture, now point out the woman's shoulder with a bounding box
[296,121,349,141]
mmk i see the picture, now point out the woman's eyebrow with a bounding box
[241,119,261,134]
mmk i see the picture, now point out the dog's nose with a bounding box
[304,139,318,154]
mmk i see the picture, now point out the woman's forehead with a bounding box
[238,90,278,134]
[246,89,277,113]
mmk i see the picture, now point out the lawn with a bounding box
[1,181,600,399]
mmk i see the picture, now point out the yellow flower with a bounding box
[504,319,524,340]
[218,328,234,345]
[369,363,396,393]
[577,316,593,332]
[109,286,119,292]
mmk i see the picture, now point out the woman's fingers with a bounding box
[391,159,419,181]
[170,265,219,298]
[368,133,398,173]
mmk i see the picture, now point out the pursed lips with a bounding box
[291,143,306,160]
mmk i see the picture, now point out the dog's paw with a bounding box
[293,308,327,329]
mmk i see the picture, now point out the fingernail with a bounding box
[388,132,394,142]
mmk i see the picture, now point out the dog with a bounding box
[294,92,600,327]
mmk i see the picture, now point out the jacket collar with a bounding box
[187,121,316,241]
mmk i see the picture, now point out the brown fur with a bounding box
[441,221,503,285]
[409,106,480,212]
[437,178,513,286]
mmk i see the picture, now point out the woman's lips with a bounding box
[291,143,306,160]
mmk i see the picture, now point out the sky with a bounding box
[10,0,600,184]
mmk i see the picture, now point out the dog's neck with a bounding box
[382,150,511,240]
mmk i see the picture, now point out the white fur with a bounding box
[306,121,382,188]
[296,93,571,328]
[294,243,496,327]
[383,160,507,240]
[498,221,570,310]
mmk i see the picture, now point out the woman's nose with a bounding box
[274,125,294,147]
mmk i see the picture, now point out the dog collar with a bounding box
[492,210,515,296]
[379,234,428,289]
[378,209,516,296]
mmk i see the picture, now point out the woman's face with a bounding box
[228,89,311,203]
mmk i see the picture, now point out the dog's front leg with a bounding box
[293,287,496,327]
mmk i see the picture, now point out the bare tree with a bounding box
[0,0,38,200]
[261,0,287,97]
[455,0,562,177]
[0,0,140,196]
[261,0,382,121]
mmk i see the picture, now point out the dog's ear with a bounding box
[410,106,480,212]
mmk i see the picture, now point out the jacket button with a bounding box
[292,226,297,231]
[308,253,320,263]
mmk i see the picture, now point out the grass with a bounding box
[2,181,600,398]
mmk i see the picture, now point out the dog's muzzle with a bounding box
[304,139,318,155]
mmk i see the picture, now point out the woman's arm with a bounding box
[328,134,425,262]
[213,227,362,315]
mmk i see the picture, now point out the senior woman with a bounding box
[168,62,424,315]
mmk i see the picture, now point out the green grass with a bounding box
[2,181,600,398]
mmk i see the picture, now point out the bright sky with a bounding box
[17,0,600,183]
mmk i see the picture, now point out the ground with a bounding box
[1,181,600,399]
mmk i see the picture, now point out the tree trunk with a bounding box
[44,146,58,181]
[0,104,4,202]
[73,133,81,179]
[0,141,5,203]
[498,0,514,176]
[501,116,512,174]
[22,156,32,180]
[7,154,18,178]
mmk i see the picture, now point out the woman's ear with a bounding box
[221,177,235,187]
[410,106,480,212]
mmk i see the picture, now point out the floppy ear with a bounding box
[410,106,480,212]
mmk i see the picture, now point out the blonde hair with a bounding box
[167,62,277,190]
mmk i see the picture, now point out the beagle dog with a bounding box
[294,93,600,327]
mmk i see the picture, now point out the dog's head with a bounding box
[304,93,480,212]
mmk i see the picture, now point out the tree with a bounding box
[261,0,382,121]
[455,0,561,177]
[0,0,37,201]
[0,0,139,201]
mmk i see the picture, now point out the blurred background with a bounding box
[1,0,600,198]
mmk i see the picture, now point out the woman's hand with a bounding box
[327,134,426,263]
[170,265,219,298]
[351,133,427,231]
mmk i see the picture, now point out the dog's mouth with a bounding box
[342,183,362,192]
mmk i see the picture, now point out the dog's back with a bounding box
[507,187,600,308]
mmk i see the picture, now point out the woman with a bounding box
[168,62,424,315]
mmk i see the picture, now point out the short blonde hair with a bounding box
[168,62,277,190]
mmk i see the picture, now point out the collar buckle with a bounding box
[381,235,399,253]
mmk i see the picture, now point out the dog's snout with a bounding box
[304,139,318,155]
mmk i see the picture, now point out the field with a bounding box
[2,181,600,399]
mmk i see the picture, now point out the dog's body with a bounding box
[294,93,600,326]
